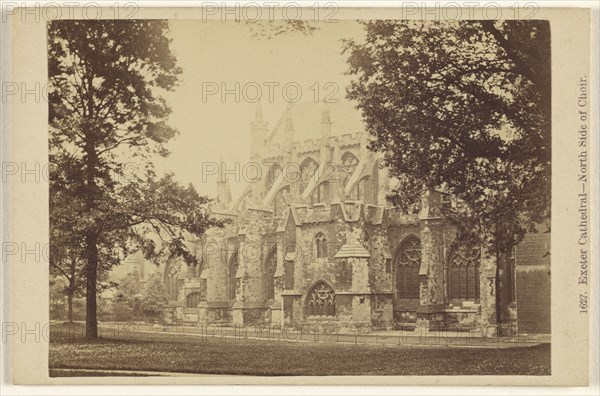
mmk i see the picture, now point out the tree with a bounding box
[48,20,226,339]
[345,21,550,320]
[49,237,85,322]
[140,275,169,321]
[49,200,115,322]
[49,276,68,320]
[111,275,143,320]
[248,20,317,39]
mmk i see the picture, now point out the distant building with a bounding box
[105,250,159,301]
[138,100,550,334]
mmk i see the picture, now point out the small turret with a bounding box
[283,103,295,145]
[321,102,332,141]
[319,103,333,169]
[250,102,269,161]
[216,156,232,209]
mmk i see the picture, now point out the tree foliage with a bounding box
[345,20,551,251]
[248,20,317,39]
[48,20,225,338]
[140,275,169,321]
[112,275,143,319]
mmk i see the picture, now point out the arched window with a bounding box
[370,160,380,205]
[340,151,359,189]
[447,240,481,301]
[314,232,328,259]
[395,235,421,300]
[299,157,319,194]
[264,247,277,301]
[165,259,183,300]
[229,250,239,301]
[306,281,335,317]
[350,176,370,201]
[311,181,329,204]
[185,292,201,308]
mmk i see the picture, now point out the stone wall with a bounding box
[155,103,548,336]
[515,232,551,334]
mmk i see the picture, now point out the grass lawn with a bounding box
[49,369,152,377]
[49,324,550,376]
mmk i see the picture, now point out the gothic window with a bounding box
[340,151,359,189]
[265,163,282,193]
[273,187,289,217]
[314,232,328,259]
[264,247,277,301]
[229,250,239,301]
[185,292,201,308]
[371,160,380,205]
[395,236,421,300]
[165,260,182,300]
[306,281,335,317]
[350,176,370,201]
[447,240,481,301]
[311,181,329,204]
[299,157,319,195]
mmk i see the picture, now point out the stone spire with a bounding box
[254,101,264,124]
[284,103,294,143]
[319,102,333,166]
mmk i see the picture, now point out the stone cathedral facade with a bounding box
[151,100,550,334]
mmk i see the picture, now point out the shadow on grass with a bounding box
[49,323,551,376]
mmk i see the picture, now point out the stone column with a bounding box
[231,231,247,325]
[479,248,498,337]
[330,144,342,201]
[197,271,209,323]
[201,230,230,324]
[417,190,446,330]
[350,256,372,324]
[334,229,372,330]
[232,208,273,325]
[270,232,285,325]
[420,223,445,306]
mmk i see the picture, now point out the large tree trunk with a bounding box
[85,231,99,339]
[67,292,73,323]
[67,256,76,323]
[84,123,99,339]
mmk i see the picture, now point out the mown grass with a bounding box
[50,369,152,377]
[49,323,550,376]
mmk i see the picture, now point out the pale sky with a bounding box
[153,20,366,200]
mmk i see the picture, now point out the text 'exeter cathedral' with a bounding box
[123,100,551,334]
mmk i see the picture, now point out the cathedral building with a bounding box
[155,100,550,334]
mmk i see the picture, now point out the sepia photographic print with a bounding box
[2,2,596,390]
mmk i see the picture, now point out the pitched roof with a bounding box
[334,241,371,258]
